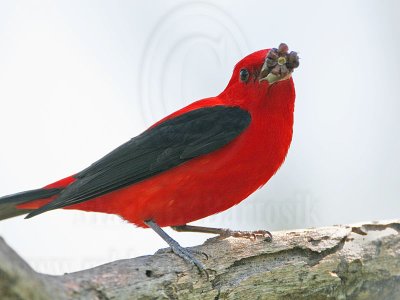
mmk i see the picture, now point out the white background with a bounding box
[0,1,399,274]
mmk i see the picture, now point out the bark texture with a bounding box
[0,220,399,299]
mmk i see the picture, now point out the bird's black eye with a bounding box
[239,69,249,83]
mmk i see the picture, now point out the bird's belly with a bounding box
[71,126,291,227]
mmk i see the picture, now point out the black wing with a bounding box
[26,105,251,218]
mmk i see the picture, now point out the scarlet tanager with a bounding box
[0,43,299,272]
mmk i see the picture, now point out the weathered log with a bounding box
[1,220,399,299]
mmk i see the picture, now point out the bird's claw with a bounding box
[191,249,209,260]
[168,243,209,279]
[219,229,272,242]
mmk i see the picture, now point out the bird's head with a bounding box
[220,43,299,109]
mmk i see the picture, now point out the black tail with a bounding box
[0,188,61,220]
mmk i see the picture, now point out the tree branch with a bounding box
[1,220,400,299]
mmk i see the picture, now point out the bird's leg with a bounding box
[144,220,208,277]
[171,224,272,241]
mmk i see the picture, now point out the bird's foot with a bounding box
[145,220,209,278]
[218,229,272,241]
[172,224,273,242]
[167,242,209,278]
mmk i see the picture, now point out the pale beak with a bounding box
[260,71,293,84]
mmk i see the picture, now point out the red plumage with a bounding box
[16,48,296,228]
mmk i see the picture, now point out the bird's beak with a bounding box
[260,71,293,84]
[259,43,299,84]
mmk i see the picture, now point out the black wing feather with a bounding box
[26,105,251,218]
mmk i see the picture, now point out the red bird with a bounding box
[0,43,299,272]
